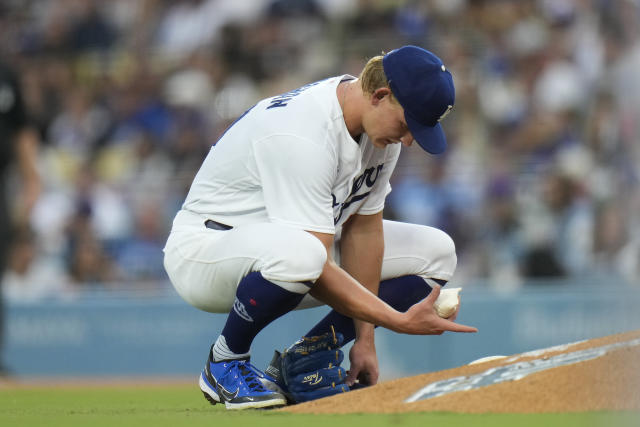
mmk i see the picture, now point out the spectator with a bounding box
[2,227,70,302]
[65,198,120,287]
[0,0,637,298]
[0,58,42,374]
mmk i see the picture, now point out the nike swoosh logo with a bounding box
[216,382,239,401]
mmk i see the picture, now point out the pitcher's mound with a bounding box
[282,329,640,414]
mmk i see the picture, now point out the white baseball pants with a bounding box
[163,209,456,313]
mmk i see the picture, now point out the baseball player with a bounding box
[163,45,477,410]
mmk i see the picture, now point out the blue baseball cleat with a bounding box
[199,351,287,410]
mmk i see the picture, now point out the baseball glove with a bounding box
[264,328,349,403]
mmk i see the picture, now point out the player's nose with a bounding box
[400,132,414,147]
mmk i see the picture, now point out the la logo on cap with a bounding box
[438,105,453,122]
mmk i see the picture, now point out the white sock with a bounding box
[211,335,250,362]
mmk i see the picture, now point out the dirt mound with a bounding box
[283,329,640,414]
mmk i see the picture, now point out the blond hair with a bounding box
[358,54,397,102]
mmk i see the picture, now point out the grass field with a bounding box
[1,384,638,427]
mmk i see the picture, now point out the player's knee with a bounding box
[417,227,457,275]
[439,230,457,268]
[434,229,457,272]
[291,234,327,278]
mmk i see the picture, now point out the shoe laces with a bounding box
[234,360,267,392]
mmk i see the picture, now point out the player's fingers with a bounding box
[345,367,359,387]
[358,370,378,386]
[438,317,478,333]
[424,284,441,303]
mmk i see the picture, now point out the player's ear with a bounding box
[371,87,391,105]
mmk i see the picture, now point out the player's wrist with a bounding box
[377,309,409,334]
[354,320,375,341]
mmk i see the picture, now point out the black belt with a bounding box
[204,219,233,231]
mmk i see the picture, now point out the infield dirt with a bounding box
[282,329,640,414]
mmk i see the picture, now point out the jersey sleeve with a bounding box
[252,134,337,233]
[357,146,400,215]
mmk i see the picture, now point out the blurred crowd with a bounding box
[1,0,639,301]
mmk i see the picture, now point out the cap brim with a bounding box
[405,113,447,155]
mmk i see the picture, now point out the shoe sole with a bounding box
[199,372,287,410]
[224,399,287,410]
[199,373,222,405]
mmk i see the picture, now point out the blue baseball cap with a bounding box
[382,45,455,155]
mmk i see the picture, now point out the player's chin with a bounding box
[372,139,394,149]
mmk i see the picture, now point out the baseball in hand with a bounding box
[433,287,461,318]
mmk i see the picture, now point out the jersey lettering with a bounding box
[331,194,340,208]
[266,81,322,109]
[333,163,385,224]
[351,164,383,194]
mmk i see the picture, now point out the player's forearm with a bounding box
[14,128,41,218]
[306,224,406,333]
[309,259,403,332]
[339,213,384,341]
[309,258,478,335]
[16,128,40,182]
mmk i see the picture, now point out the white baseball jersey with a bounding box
[179,75,401,234]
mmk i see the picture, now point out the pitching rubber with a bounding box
[467,355,507,365]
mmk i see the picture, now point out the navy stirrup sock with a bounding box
[220,272,305,355]
[305,275,444,343]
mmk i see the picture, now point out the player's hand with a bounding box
[345,338,379,387]
[401,286,478,335]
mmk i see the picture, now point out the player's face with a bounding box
[363,93,414,149]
